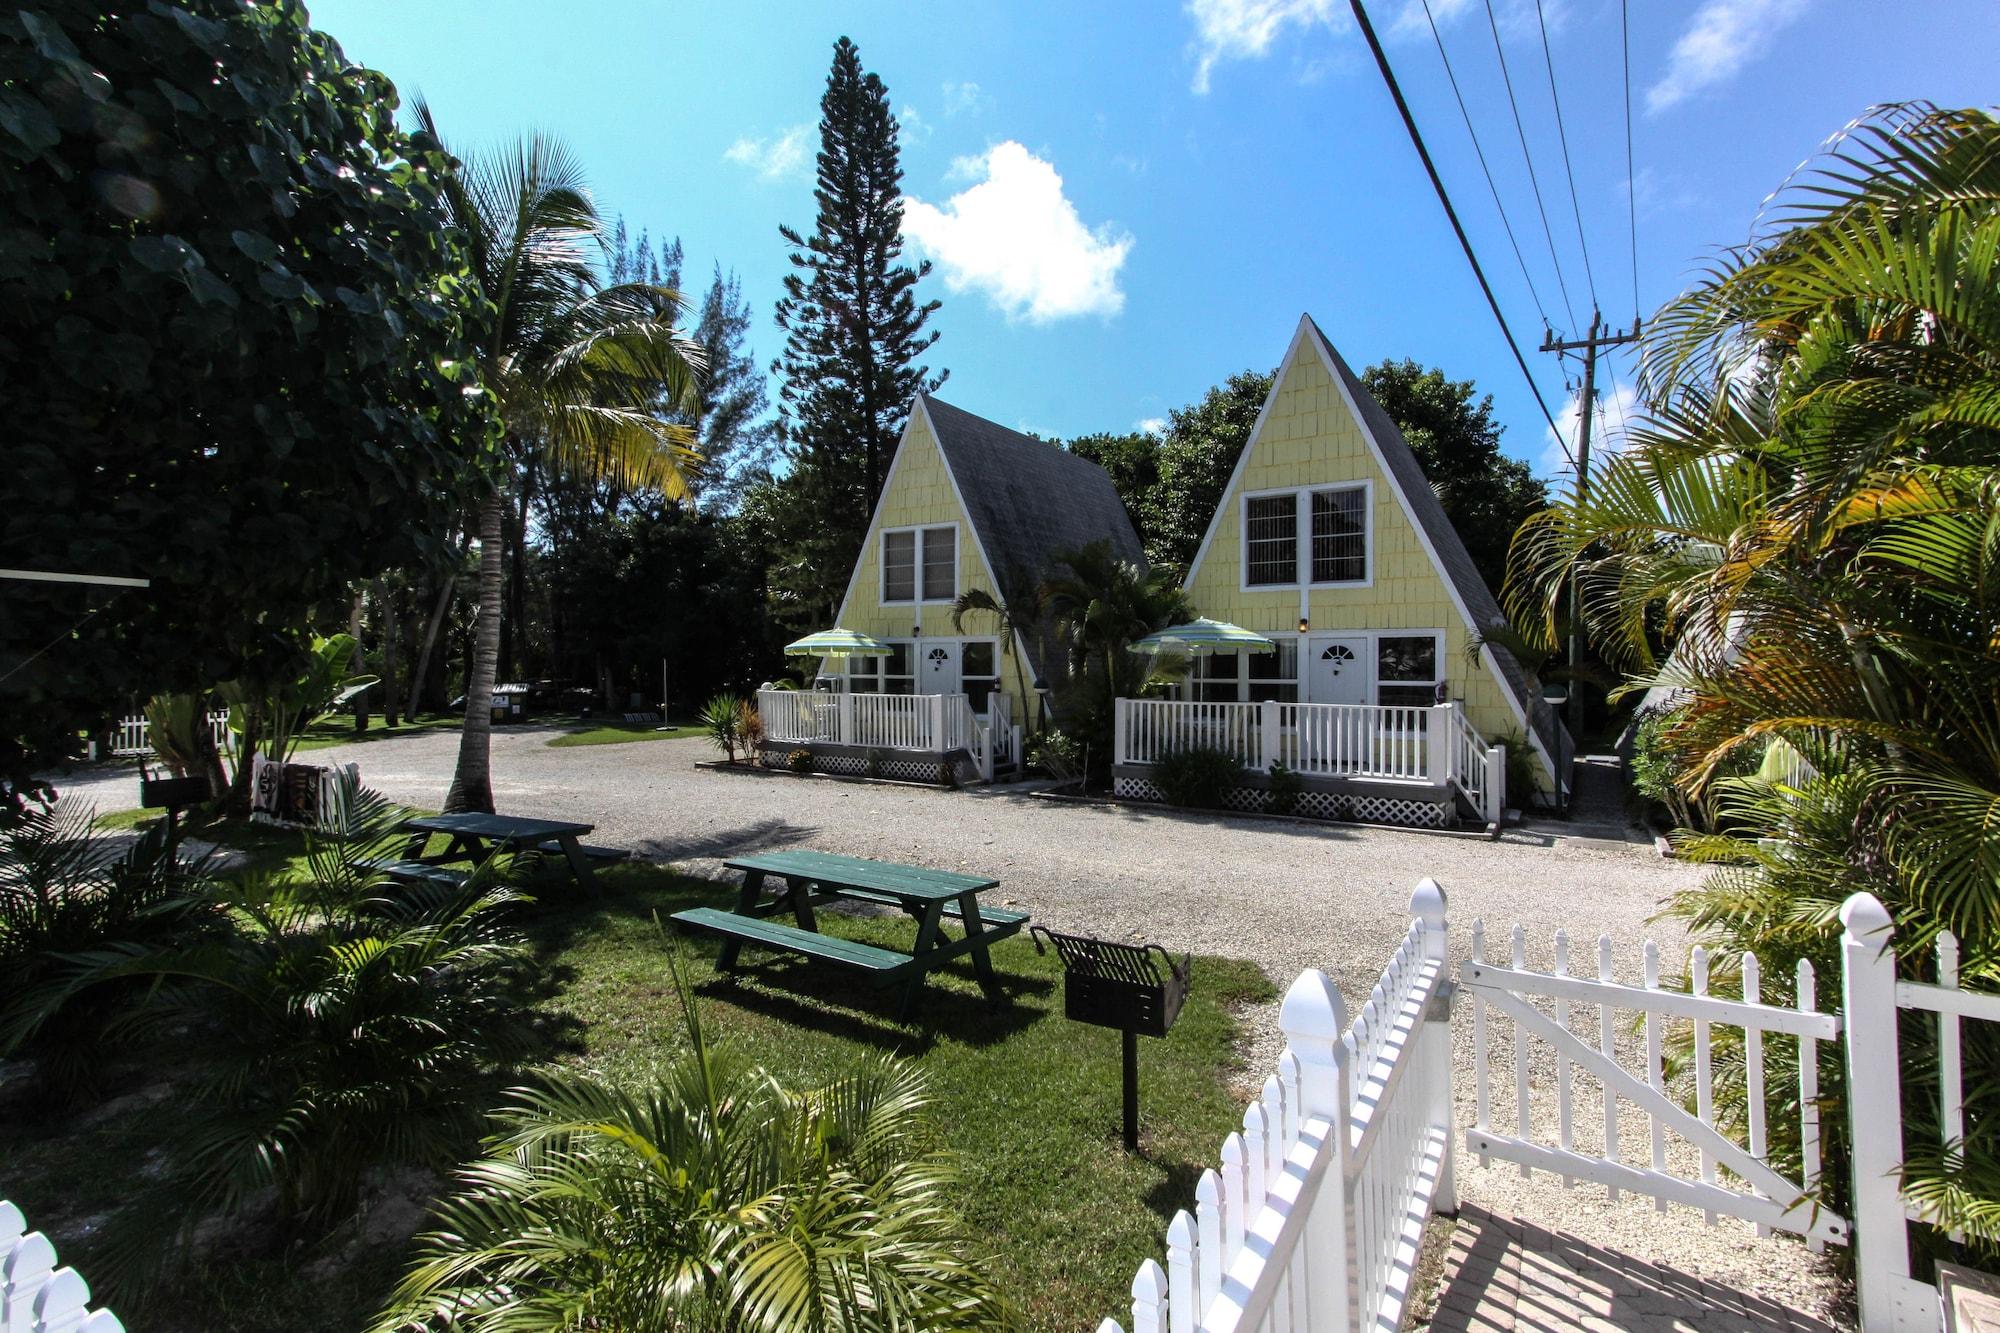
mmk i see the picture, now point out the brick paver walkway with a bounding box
[1426,1206,1845,1332]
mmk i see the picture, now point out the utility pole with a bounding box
[1541,310,1641,788]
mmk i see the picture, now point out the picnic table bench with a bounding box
[670,849,1030,1021]
[397,812,613,890]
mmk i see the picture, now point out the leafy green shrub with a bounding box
[1027,728,1083,782]
[1151,746,1245,811]
[1266,762,1303,816]
[701,692,747,763]
[371,955,1011,1330]
[786,747,814,774]
[1486,729,1541,815]
[865,748,887,778]
[0,801,227,1103]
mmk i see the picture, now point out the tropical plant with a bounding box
[370,953,1012,1332]
[1266,761,1304,817]
[18,785,540,1266]
[419,104,706,814]
[0,800,225,1103]
[1025,729,1083,783]
[1152,746,1246,811]
[1504,102,2000,1247]
[701,691,747,763]
[1,0,497,808]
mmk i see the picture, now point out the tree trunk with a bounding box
[500,458,536,684]
[445,492,505,813]
[382,581,404,728]
[410,571,456,721]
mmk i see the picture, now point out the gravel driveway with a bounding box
[56,724,1845,1320]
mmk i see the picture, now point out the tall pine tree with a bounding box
[766,36,942,624]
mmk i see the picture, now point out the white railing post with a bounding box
[1115,698,1130,766]
[836,689,854,747]
[929,693,945,752]
[1412,878,1457,1215]
[1258,700,1279,774]
[1428,704,1455,785]
[1485,744,1506,822]
[1281,968,1351,1330]
[1840,892,1915,1332]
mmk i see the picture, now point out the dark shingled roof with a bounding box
[1305,317,1574,782]
[918,394,1145,684]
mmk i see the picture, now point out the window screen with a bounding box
[883,531,916,602]
[961,639,998,710]
[920,526,956,601]
[1245,495,1298,586]
[1246,638,1300,703]
[1310,487,1367,583]
[1376,634,1441,708]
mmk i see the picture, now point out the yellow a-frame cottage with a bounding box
[1112,315,1567,827]
[756,395,1143,783]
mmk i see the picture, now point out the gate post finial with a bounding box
[1839,891,1911,1331]
[1411,879,1448,962]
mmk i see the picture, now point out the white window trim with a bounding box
[1294,628,1449,707]
[1185,633,1302,703]
[879,522,961,606]
[1237,480,1374,592]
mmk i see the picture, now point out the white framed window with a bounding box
[1187,638,1300,703]
[881,525,957,604]
[846,642,915,694]
[1240,484,1370,589]
[1375,632,1444,709]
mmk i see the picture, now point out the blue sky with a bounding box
[310,0,1997,481]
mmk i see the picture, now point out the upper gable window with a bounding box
[1242,484,1370,588]
[882,525,956,604]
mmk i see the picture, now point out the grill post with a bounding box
[1122,1029,1140,1151]
[1032,925,1191,1154]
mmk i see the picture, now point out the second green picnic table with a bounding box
[671,849,1029,1020]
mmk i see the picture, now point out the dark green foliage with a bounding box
[0,1,497,800]
[0,801,226,1101]
[1152,747,1246,811]
[764,36,942,627]
[700,691,747,762]
[1357,360,1546,597]
[787,747,815,773]
[1137,371,1275,577]
[1065,431,1161,535]
[1025,729,1083,782]
[1266,762,1303,817]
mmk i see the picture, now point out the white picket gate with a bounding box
[1101,882,1456,1333]
[0,1201,121,1333]
[101,709,230,759]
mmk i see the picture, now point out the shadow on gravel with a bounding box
[635,818,817,862]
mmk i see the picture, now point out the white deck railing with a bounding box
[1102,882,1456,1333]
[1113,699,1506,823]
[755,689,1015,782]
[2,1200,123,1332]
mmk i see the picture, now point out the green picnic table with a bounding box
[671,849,1030,1020]
[389,811,627,891]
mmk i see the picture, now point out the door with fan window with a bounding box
[919,641,961,696]
[1307,636,1370,705]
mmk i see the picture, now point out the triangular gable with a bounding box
[1184,313,1568,787]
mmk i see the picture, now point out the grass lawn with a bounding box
[544,720,704,747]
[10,822,1273,1333]
[291,713,461,751]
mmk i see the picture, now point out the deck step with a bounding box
[670,907,908,972]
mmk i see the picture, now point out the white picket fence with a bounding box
[1107,885,1992,1332]
[1101,882,1456,1333]
[0,1201,121,1333]
[101,709,230,759]
[1113,699,1505,824]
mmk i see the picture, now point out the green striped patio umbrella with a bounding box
[783,627,893,657]
[1130,618,1277,657]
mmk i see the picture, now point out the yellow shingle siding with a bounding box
[835,411,1036,712]
[1184,336,1551,783]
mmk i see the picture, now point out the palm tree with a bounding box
[418,103,705,813]
[1506,103,2000,1238]
[371,956,1013,1331]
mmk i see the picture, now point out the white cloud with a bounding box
[1137,417,1167,435]
[1542,378,1640,482]
[899,105,931,145]
[942,81,990,116]
[1185,0,1345,93]
[903,142,1133,324]
[1648,0,1810,113]
[722,124,812,182]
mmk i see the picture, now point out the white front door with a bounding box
[918,641,961,695]
[1307,635,1371,705]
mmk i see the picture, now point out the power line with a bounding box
[1621,0,1640,322]
[1533,0,1599,311]
[1481,0,1578,331]
[1420,0,1552,331]
[1346,0,1570,458]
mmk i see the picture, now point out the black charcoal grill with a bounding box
[1033,926,1192,1150]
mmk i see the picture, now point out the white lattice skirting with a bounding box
[759,747,975,786]
[1113,777,1451,829]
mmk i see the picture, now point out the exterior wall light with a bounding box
[1297,616,1309,634]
